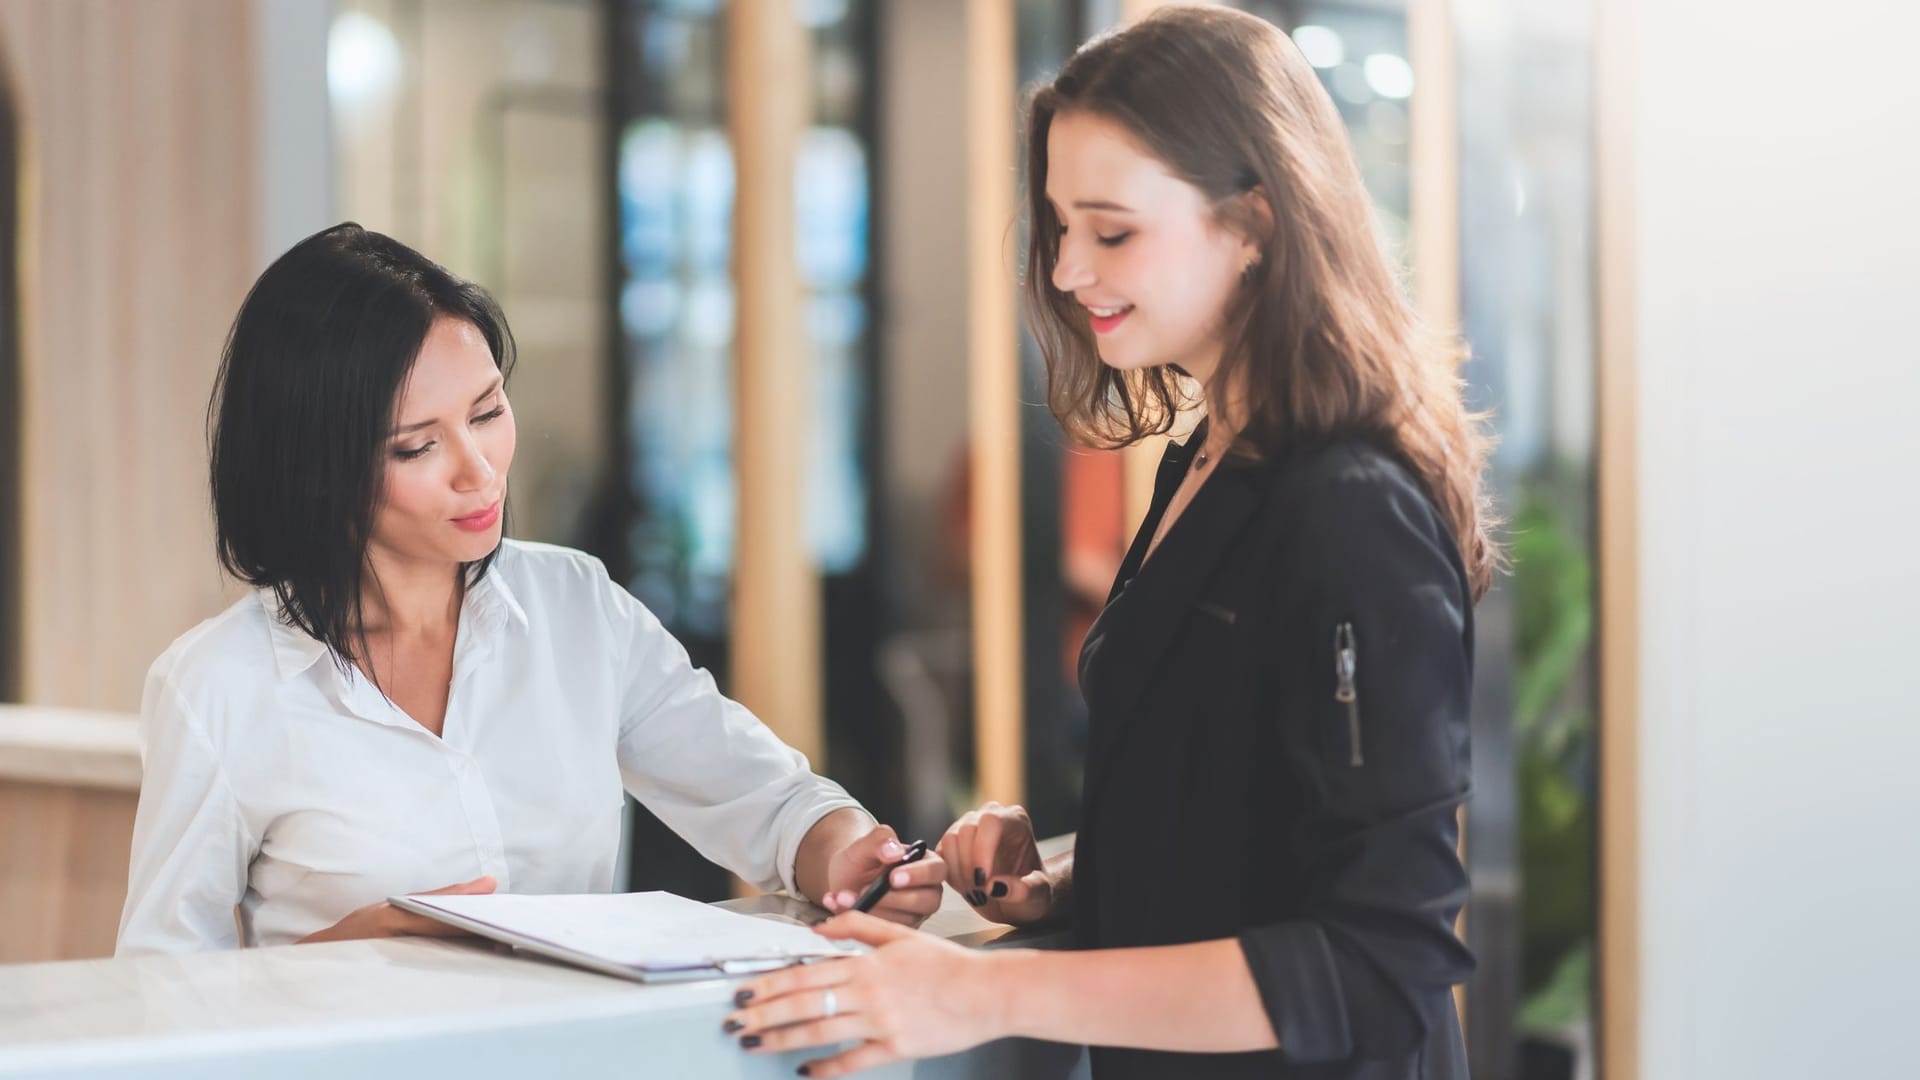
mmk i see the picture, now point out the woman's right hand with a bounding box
[296,875,497,944]
[938,802,1055,927]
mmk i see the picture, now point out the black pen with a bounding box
[851,839,929,913]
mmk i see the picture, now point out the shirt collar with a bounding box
[257,565,530,682]
[463,563,531,640]
[259,590,331,680]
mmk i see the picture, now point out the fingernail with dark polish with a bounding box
[992,881,1008,898]
[733,990,754,1007]
[798,1068,813,1077]
[723,1019,744,1033]
[973,868,986,887]
[965,891,981,906]
[974,890,989,905]
[741,1035,763,1049]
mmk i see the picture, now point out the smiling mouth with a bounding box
[1084,303,1134,335]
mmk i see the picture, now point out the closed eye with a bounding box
[473,405,506,425]
[1058,226,1132,248]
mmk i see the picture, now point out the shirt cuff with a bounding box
[1238,922,1354,1064]
[773,794,868,898]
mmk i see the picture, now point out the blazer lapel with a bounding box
[1079,455,1263,813]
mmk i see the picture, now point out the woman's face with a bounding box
[1046,109,1257,383]
[369,316,516,572]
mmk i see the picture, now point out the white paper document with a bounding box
[390,891,861,982]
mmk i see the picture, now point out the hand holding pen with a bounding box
[818,828,947,927]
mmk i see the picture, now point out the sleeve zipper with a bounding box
[1334,622,1362,766]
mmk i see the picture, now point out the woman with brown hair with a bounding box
[725,7,1495,1077]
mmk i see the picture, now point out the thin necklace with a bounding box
[1194,433,1223,470]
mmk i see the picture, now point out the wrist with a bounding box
[979,948,1047,1041]
[1043,854,1074,913]
[796,806,876,901]
[366,903,397,937]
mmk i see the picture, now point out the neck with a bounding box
[359,551,464,638]
[1200,372,1248,450]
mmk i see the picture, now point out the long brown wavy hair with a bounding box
[1024,6,1500,598]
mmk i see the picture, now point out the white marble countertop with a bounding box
[0,880,1079,1078]
[0,706,140,791]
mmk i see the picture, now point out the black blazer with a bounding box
[1072,426,1475,1080]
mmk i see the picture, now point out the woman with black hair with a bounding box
[116,223,944,953]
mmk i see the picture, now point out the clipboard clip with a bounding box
[710,945,860,975]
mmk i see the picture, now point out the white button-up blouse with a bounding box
[116,540,862,954]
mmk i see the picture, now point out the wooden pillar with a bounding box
[0,44,20,703]
[966,0,1023,808]
[1595,0,1641,1072]
[728,0,822,764]
[1409,0,1461,340]
[1406,0,1467,1025]
[0,0,255,712]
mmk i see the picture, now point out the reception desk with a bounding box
[0,706,141,964]
[0,708,1088,1076]
[0,868,1088,1078]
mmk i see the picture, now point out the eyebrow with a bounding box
[391,376,503,436]
[1048,196,1138,215]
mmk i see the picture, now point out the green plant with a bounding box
[1508,481,1596,1029]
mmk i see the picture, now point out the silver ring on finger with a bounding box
[822,987,838,1019]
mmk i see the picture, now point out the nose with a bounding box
[450,429,497,494]
[1051,231,1095,295]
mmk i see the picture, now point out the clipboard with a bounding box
[388,890,862,984]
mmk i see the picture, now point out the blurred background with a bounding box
[1,2,1915,1079]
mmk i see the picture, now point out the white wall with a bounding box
[1627,2,1920,1077]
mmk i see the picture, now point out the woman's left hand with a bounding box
[724,911,1010,1077]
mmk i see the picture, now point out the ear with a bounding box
[1237,185,1276,262]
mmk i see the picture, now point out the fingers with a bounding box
[892,850,948,890]
[850,823,903,870]
[985,868,1056,926]
[729,983,867,1037]
[987,868,1029,908]
[384,907,481,938]
[935,822,964,896]
[421,875,497,896]
[870,848,946,924]
[971,812,1005,899]
[999,867,1046,906]
[811,910,916,948]
[828,830,945,921]
[866,884,942,926]
[938,803,1037,908]
[799,1041,900,1079]
[948,818,980,902]
[739,1014,872,1056]
[735,953,858,1008]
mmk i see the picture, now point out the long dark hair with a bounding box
[1024,7,1499,597]
[209,222,516,669]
